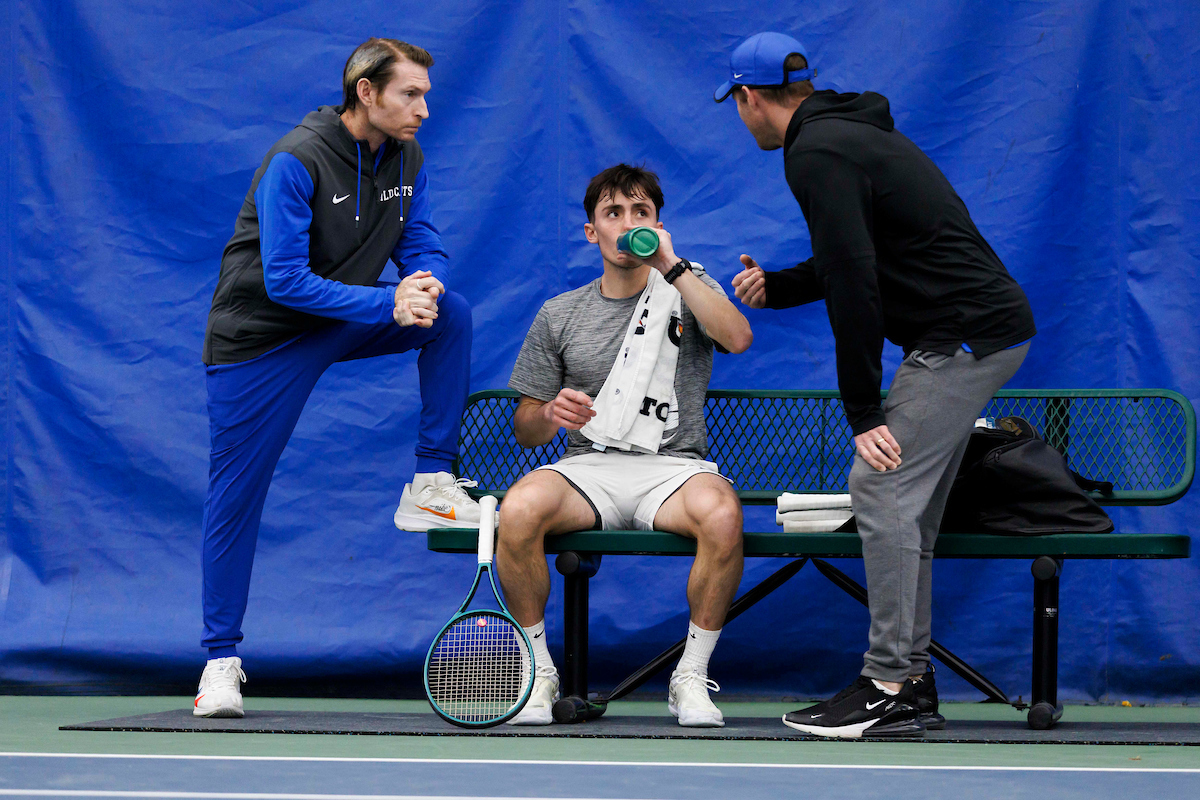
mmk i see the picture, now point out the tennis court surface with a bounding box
[4,697,1198,800]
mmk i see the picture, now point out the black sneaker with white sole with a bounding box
[910,664,946,730]
[782,675,925,738]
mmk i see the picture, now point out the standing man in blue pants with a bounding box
[196,38,479,718]
[721,32,1035,737]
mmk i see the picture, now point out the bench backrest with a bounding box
[456,389,1195,506]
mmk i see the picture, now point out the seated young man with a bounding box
[497,164,753,727]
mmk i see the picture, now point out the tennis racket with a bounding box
[424,495,535,727]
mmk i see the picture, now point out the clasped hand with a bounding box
[393,270,443,328]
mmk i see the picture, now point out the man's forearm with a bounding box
[825,258,887,435]
[264,256,394,323]
[763,258,824,309]
[514,400,559,448]
[672,270,753,353]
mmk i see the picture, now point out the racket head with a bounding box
[424,607,534,728]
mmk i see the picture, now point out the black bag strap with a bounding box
[1071,471,1114,495]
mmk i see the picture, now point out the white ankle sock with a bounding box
[412,472,449,492]
[871,679,900,696]
[523,620,554,671]
[675,622,720,676]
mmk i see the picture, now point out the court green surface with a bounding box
[3,696,1197,770]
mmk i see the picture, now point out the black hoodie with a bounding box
[204,106,425,365]
[764,90,1036,434]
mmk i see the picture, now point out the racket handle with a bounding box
[477,494,499,565]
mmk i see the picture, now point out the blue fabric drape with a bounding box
[2,1,1197,701]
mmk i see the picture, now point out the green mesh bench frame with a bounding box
[428,389,1194,729]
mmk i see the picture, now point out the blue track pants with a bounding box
[200,290,471,653]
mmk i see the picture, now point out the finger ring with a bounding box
[876,438,886,445]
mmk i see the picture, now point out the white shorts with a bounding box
[537,452,728,531]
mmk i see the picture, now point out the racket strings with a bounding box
[427,612,533,723]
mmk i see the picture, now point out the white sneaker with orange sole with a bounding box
[393,472,481,531]
[193,657,246,718]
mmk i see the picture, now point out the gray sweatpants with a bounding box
[852,344,1028,683]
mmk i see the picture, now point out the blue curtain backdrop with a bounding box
[1,0,1197,701]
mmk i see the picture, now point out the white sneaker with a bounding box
[393,472,481,531]
[193,657,246,718]
[506,666,560,725]
[668,669,724,728]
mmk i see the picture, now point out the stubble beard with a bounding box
[609,252,645,272]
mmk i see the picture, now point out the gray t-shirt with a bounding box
[509,265,726,460]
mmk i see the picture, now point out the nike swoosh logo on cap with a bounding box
[333,194,350,204]
[733,73,744,79]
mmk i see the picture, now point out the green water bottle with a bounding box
[616,226,660,258]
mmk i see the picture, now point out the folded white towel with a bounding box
[776,508,856,525]
[777,492,853,512]
[783,515,854,533]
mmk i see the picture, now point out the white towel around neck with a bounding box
[581,269,683,453]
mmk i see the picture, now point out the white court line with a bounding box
[0,792,649,800]
[1,752,1198,774]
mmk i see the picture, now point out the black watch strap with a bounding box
[663,258,692,284]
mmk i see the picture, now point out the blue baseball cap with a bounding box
[714,32,815,103]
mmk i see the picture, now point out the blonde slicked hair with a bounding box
[340,38,433,112]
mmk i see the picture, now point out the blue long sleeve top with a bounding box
[255,147,449,325]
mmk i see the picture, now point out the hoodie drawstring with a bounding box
[354,142,362,227]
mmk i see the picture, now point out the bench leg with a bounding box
[603,557,810,703]
[811,558,1014,705]
[1029,556,1064,730]
[552,552,606,723]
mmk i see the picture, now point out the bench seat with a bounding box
[428,529,1190,559]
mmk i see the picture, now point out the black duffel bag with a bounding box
[939,417,1115,535]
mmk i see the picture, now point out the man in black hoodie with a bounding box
[719,32,1035,738]
[195,39,478,718]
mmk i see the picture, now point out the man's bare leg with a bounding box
[653,473,744,629]
[653,473,743,727]
[496,469,595,726]
[496,469,596,627]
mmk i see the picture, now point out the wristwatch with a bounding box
[663,258,693,284]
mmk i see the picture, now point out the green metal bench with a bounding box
[428,389,1194,729]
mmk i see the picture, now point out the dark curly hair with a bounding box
[583,163,665,222]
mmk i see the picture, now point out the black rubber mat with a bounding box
[61,710,1200,745]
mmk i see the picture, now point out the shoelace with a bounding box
[528,666,559,702]
[430,476,479,504]
[827,674,876,705]
[205,661,247,692]
[671,671,720,695]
